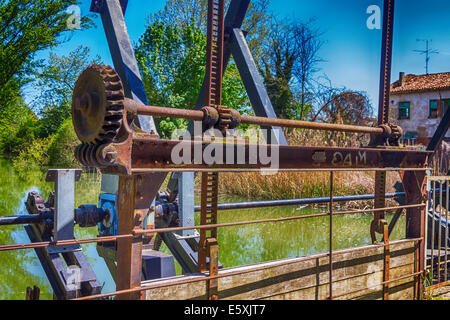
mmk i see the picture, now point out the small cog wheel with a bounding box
[72,64,126,145]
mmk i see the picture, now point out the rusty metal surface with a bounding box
[383,222,390,299]
[126,139,430,172]
[71,238,423,301]
[328,172,334,300]
[134,103,204,121]
[130,103,386,135]
[403,170,427,296]
[133,204,426,236]
[377,0,395,126]
[0,204,425,254]
[372,0,396,247]
[115,175,143,300]
[240,114,383,134]
[199,172,220,273]
[72,65,126,145]
[197,0,224,284]
[207,238,219,300]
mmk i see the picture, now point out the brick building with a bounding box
[390,72,450,145]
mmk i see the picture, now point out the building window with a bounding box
[443,99,450,116]
[398,102,410,120]
[429,100,439,118]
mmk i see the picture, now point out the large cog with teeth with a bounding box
[72,64,126,145]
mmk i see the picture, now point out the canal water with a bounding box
[0,160,406,299]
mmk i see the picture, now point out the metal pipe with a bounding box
[0,206,107,227]
[133,104,384,135]
[0,214,50,226]
[135,105,204,121]
[0,203,425,253]
[240,114,384,134]
[193,192,406,212]
[136,203,426,236]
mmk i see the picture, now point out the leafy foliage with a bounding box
[135,19,250,137]
[0,100,38,156]
[30,46,101,137]
[12,136,52,168]
[47,118,79,168]
[262,18,323,120]
[0,0,93,110]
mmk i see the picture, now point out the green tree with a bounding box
[0,100,38,156]
[30,46,101,137]
[47,117,79,168]
[135,19,250,137]
[262,18,323,120]
[0,0,93,110]
[149,0,272,64]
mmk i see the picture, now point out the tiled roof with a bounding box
[390,72,450,95]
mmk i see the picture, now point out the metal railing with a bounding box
[425,176,450,291]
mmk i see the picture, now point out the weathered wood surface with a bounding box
[143,240,418,300]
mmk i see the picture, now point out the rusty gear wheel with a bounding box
[72,64,125,145]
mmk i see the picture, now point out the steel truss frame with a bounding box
[72,0,448,300]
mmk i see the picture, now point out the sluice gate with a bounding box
[0,0,448,300]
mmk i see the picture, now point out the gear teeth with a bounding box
[216,106,233,133]
[73,64,126,145]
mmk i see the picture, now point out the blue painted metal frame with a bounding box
[91,0,156,134]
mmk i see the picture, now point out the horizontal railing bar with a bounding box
[72,238,423,301]
[425,280,450,292]
[427,176,450,181]
[0,205,424,253]
[193,192,406,212]
[131,168,431,174]
[0,192,409,227]
[135,204,425,235]
[0,235,132,252]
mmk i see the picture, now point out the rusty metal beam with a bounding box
[116,175,143,300]
[124,139,430,173]
[377,0,395,126]
[373,0,396,244]
[402,170,427,298]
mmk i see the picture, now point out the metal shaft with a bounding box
[133,103,384,135]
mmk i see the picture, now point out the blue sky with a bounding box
[32,0,450,112]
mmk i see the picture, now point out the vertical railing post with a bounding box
[207,238,219,300]
[431,180,436,283]
[438,181,443,283]
[445,180,449,283]
[402,170,427,298]
[383,222,390,300]
[328,171,334,300]
[116,175,143,300]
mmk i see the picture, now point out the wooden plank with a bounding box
[143,240,417,300]
[259,263,415,300]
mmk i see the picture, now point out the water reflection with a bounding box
[0,161,405,299]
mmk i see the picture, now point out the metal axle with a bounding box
[129,99,385,135]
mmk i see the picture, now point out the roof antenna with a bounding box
[414,39,439,75]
